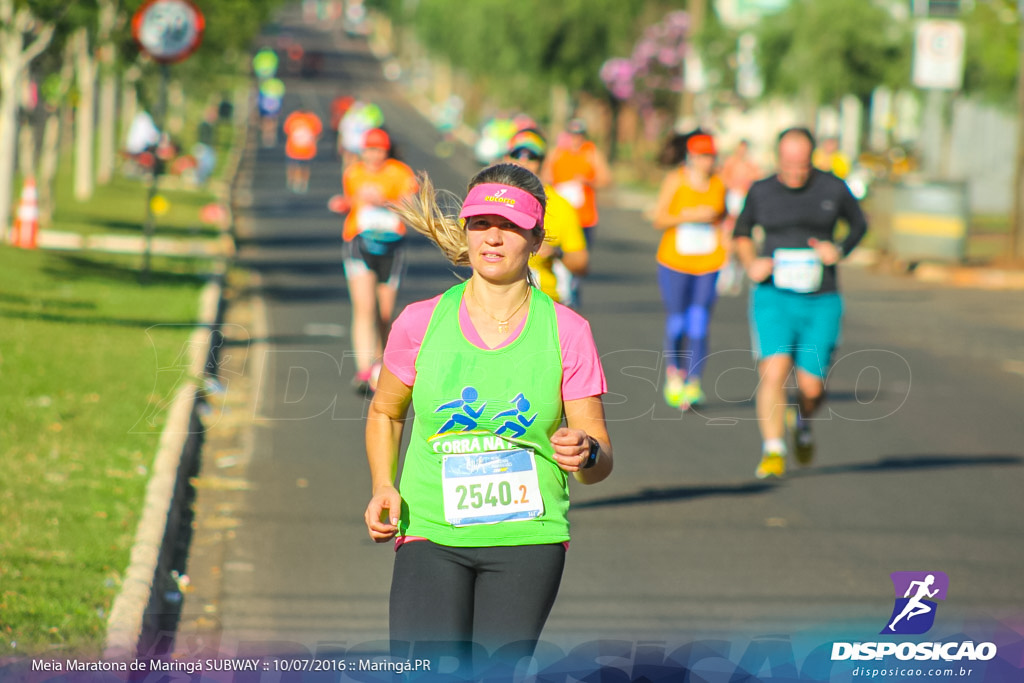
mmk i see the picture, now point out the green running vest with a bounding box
[398,282,570,546]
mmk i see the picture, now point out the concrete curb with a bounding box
[102,385,203,658]
[102,86,250,660]
[36,231,232,257]
[911,263,1024,289]
[103,286,222,660]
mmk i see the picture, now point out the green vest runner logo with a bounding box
[434,387,538,438]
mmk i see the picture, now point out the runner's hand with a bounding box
[808,238,842,266]
[550,427,590,472]
[686,206,719,223]
[365,485,402,542]
[357,185,385,204]
[746,257,774,283]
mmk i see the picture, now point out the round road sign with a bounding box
[132,0,205,64]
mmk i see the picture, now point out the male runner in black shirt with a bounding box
[733,127,868,478]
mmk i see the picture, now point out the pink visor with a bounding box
[459,183,544,230]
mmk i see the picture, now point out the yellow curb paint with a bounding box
[892,213,965,238]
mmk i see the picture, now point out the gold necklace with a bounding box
[469,280,531,334]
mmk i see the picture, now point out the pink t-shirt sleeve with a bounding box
[554,303,607,401]
[382,294,607,400]
[382,296,441,386]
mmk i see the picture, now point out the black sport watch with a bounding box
[583,437,600,469]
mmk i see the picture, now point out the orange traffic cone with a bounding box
[12,177,39,249]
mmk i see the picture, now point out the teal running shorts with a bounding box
[749,284,844,378]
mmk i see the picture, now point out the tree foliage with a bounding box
[961,0,1019,107]
[754,0,911,106]
[380,0,648,112]
[692,3,740,97]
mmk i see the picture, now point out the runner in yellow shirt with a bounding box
[504,128,589,304]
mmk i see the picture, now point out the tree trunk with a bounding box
[96,71,118,185]
[120,65,141,149]
[550,82,571,137]
[1010,0,1024,260]
[17,113,36,179]
[607,96,621,163]
[74,27,97,202]
[38,111,60,228]
[0,0,53,239]
[95,0,119,185]
[38,51,75,228]
[0,43,21,239]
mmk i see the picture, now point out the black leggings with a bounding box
[389,541,565,667]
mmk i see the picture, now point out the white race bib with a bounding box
[555,181,586,209]
[442,449,544,526]
[355,206,401,235]
[675,222,718,255]
[773,248,823,293]
[725,190,746,217]
[291,126,314,146]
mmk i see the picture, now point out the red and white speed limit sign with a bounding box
[132,0,205,64]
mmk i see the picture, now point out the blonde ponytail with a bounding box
[392,173,470,267]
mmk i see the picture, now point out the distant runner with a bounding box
[733,127,868,479]
[542,118,610,307]
[283,109,322,193]
[339,128,418,392]
[652,132,727,411]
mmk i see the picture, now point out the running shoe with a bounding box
[352,368,373,395]
[663,372,685,408]
[787,406,815,466]
[680,379,705,411]
[755,451,786,479]
[794,428,815,466]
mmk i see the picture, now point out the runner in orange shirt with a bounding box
[283,109,322,193]
[542,118,610,307]
[543,118,611,246]
[339,128,419,392]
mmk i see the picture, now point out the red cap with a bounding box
[687,134,716,156]
[364,128,390,150]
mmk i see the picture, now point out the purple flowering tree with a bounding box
[600,10,690,162]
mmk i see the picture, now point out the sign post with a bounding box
[131,0,205,281]
[912,18,964,180]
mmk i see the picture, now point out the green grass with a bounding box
[43,111,240,242]
[0,117,238,654]
[0,246,208,657]
[0,87,242,656]
[47,163,222,241]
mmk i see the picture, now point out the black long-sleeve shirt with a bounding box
[733,169,868,293]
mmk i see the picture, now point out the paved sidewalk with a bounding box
[35,230,233,258]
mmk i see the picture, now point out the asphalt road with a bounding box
[175,8,1024,672]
